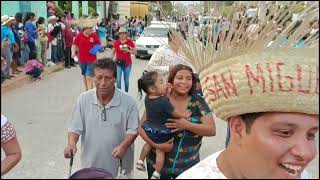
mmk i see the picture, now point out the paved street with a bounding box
[1,57,319,179]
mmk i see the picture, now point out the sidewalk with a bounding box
[1,63,64,94]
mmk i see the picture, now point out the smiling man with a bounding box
[64,59,139,178]
[174,2,319,179]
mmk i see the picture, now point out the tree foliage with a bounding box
[221,5,236,17]
[290,3,306,14]
[54,4,64,17]
[159,1,173,15]
[88,7,96,16]
[63,1,72,12]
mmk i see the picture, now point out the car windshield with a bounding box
[141,28,169,37]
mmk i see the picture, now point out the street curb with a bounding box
[1,63,64,94]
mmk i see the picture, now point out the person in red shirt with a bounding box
[72,18,100,91]
[112,26,136,93]
[63,21,77,68]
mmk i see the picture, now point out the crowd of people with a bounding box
[175,4,319,50]
[1,10,148,83]
[1,2,319,180]
[1,11,79,82]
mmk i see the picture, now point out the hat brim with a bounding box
[1,17,14,25]
[77,18,98,29]
[116,31,127,35]
[48,18,58,21]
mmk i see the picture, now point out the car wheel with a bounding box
[135,55,140,58]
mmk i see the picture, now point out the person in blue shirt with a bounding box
[1,15,16,78]
[98,22,108,46]
[295,33,309,48]
[23,12,39,55]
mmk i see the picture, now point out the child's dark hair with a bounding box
[29,51,37,60]
[137,71,158,99]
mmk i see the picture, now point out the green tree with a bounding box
[88,1,97,12]
[222,5,236,17]
[291,3,305,14]
[225,1,234,6]
[159,1,173,16]
[63,1,72,12]
[88,7,96,16]
[54,4,64,17]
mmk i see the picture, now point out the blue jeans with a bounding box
[26,67,42,79]
[27,40,36,53]
[79,62,94,77]
[116,64,131,93]
[51,45,59,63]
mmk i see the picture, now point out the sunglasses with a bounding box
[101,106,107,122]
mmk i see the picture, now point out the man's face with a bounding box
[11,19,17,26]
[83,27,93,35]
[233,112,319,179]
[119,32,127,40]
[93,68,116,96]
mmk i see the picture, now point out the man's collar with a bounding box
[91,88,121,108]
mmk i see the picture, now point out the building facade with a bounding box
[1,1,91,23]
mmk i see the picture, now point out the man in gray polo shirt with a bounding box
[64,59,139,178]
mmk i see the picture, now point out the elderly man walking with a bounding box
[64,59,139,178]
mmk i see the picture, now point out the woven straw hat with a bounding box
[160,2,319,120]
[77,17,98,29]
[48,15,58,22]
[199,47,318,120]
[117,26,127,34]
[1,15,14,25]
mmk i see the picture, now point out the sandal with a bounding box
[136,160,146,172]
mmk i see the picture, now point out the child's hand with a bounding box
[182,110,192,118]
[165,83,172,97]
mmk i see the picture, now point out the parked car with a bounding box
[135,26,170,58]
[150,21,177,29]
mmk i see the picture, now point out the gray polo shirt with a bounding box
[68,88,139,177]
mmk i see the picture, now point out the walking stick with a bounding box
[68,152,74,178]
[116,159,126,178]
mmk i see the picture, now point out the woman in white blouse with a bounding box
[147,30,196,77]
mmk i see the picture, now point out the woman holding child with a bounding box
[138,64,216,179]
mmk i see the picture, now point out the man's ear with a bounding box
[229,116,246,146]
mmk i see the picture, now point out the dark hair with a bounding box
[93,58,117,78]
[15,12,23,23]
[36,17,45,27]
[57,15,65,23]
[167,64,196,96]
[137,71,158,98]
[240,112,265,133]
[23,12,35,25]
[29,51,37,60]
